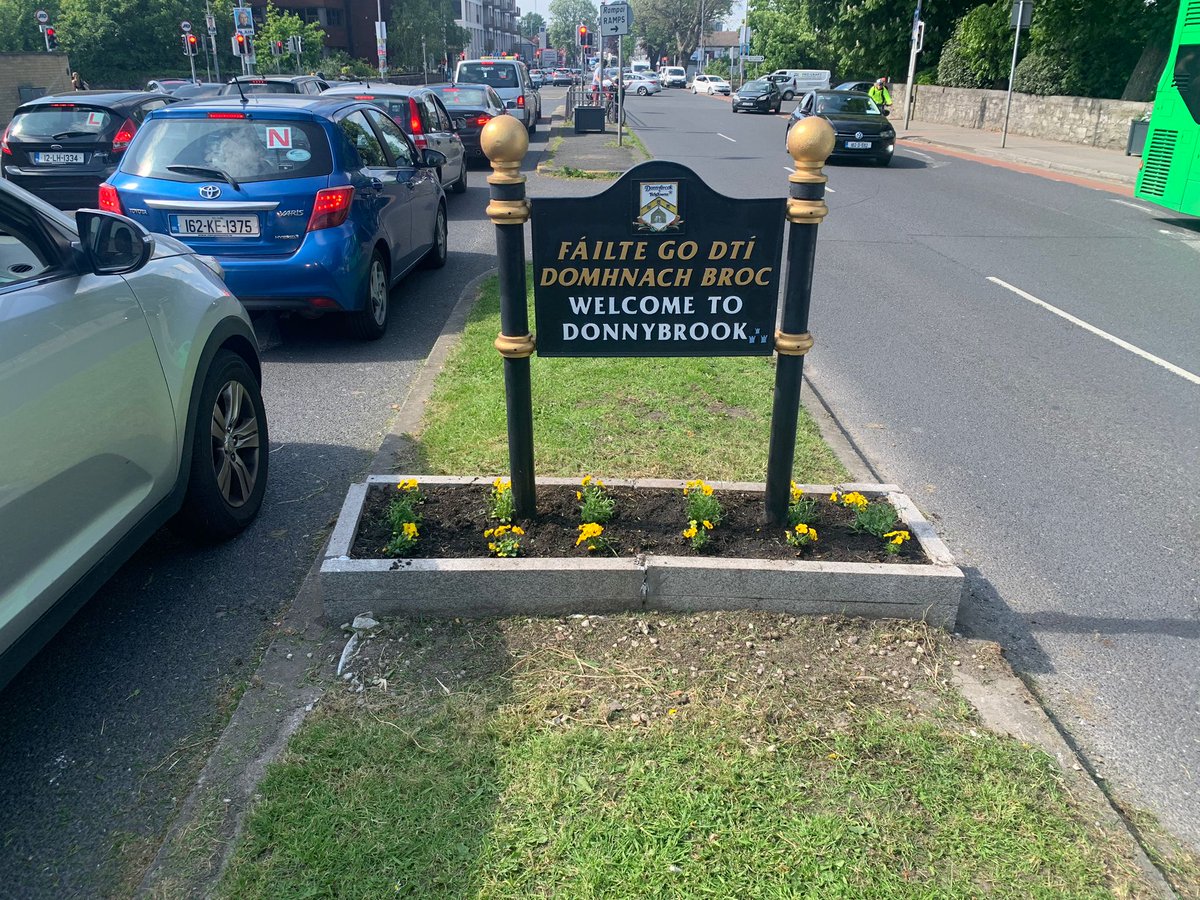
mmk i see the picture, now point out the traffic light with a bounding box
[182,32,199,56]
[271,39,283,57]
[232,31,248,56]
[45,26,57,50]
[576,24,589,48]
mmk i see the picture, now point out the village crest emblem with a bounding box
[634,181,683,233]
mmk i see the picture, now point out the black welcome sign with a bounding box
[531,161,785,357]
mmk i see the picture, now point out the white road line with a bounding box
[717,133,736,142]
[902,148,936,163]
[1110,198,1156,215]
[782,168,835,191]
[987,276,1200,386]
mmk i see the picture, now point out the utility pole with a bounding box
[376,0,387,78]
[422,36,428,83]
[1002,0,1032,148]
[903,0,922,128]
[207,1,219,82]
[696,0,704,75]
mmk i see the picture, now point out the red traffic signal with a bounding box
[233,32,248,56]
[45,26,57,50]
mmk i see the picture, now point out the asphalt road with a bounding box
[625,89,1200,848]
[0,111,567,897]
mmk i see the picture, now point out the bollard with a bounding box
[482,114,537,517]
[764,116,836,526]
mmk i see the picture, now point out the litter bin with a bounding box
[575,105,605,134]
[1126,119,1149,157]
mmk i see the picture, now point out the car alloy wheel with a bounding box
[423,204,448,270]
[368,256,388,326]
[175,350,269,541]
[638,86,647,95]
[211,379,261,508]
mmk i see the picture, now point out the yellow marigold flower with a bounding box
[841,491,868,509]
[596,479,605,487]
[790,482,803,502]
[512,526,524,535]
[702,484,713,496]
[581,475,592,487]
[810,528,819,541]
[702,520,713,530]
[397,479,418,491]
[402,522,418,539]
[884,530,910,545]
[668,708,677,716]
[488,542,497,551]
[795,523,809,534]
[483,528,494,538]
[575,491,582,500]
[681,522,698,539]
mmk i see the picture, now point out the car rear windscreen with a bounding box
[435,87,489,106]
[8,106,115,140]
[457,63,519,89]
[120,117,332,183]
[224,81,301,94]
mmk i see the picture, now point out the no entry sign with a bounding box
[531,161,785,357]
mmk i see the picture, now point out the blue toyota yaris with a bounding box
[101,95,448,339]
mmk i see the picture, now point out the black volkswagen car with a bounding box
[785,90,896,166]
[1,91,176,208]
[428,83,507,162]
[732,78,782,114]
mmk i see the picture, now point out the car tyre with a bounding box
[637,86,647,95]
[527,112,537,134]
[175,351,268,542]
[422,204,448,270]
[451,161,468,194]
[348,249,390,341]
[783,90,794,101]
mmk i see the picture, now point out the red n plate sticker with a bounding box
[265,126,292,149]
[86,112,104,126]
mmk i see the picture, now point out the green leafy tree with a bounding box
[390,0,466,73]
[547,0,597,56]
[520,11,545,38]
[253,2,325,73]
[57,0,196,86]
[630,0,732,72]
[936,0,1010,88]
[0,0,60,52]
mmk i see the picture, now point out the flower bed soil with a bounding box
[350,484,928,565]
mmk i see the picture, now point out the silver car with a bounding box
[0,179,268,686]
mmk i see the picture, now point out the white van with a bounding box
[660,66,688,88]
[767,69,831,100]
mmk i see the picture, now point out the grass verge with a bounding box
[416,277,847,483]
[219,614,1163,898]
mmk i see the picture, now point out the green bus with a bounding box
[1136,0,1200,214]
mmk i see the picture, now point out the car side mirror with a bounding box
[422,148,448,168]
[73,210,154,276]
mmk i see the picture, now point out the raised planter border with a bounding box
[321,477,963,626]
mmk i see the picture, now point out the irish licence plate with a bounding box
[170,215,260,237]
[845,140,873,149]
[35,152,84,164]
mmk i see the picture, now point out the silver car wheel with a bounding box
[369,257,388,326]
[210,380,261,508]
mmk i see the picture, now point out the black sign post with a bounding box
[764,118,836,526]
[531,161,785,357]
[482,116,537,517]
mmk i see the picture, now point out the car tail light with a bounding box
[208,112,246,119]
[408,98,427,149]
[516,94,525,109]
[98,183,122,213]
[474,114,492,127]
[307,186,354,232]
[1,122,11,156]
[111,117,137,153]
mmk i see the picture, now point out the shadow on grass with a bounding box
[216,620,514,900]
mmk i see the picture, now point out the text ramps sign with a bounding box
[599,2,632,36]
[531,161,785,357]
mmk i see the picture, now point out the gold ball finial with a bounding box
[481,114,529,166]
[787,116,836,165]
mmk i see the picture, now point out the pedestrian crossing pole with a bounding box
[482,115,537,516]
[765,116,835,525]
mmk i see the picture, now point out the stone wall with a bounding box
[891,83,1150,151]
[0,53,73,128]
